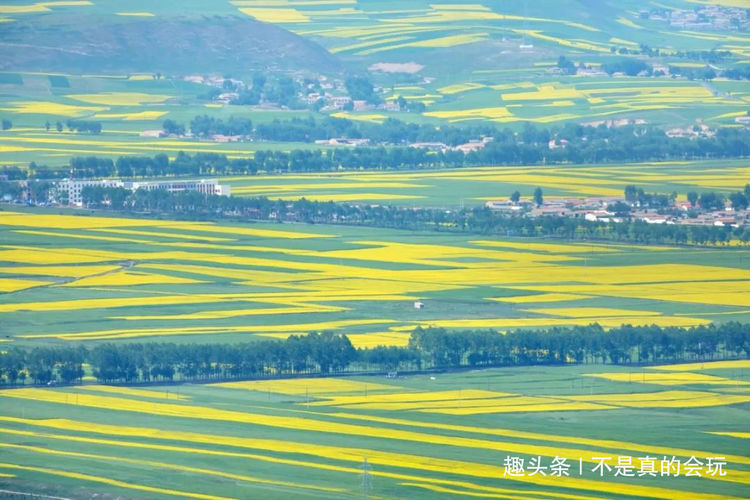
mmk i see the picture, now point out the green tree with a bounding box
[624,185,638,203]
[533,187,544,207]
[510,190,520,203]
[729,192,748,211]
[687,191,698,207]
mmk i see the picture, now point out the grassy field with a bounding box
[0,361,747,499]
[0,209,748,349]
[222,160,750,206]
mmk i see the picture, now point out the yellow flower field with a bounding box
[0,278,52,292]
[584,372,750,386]
[0,462,229,500]
[651,360,750,371]
[0,264,120,278]
[709,431,750,439]
[214,377,397,395]
[491,293,590,303]
[68,92,172,106]
[1,211,747,348]
[78,385,190,401]
[2,390,743,498]
[0,1,91,14]
[1,101,107,116]
[436,82,486,95]
[61,270,205,287]
[524,307,661,318]
[93,111,168,120]
[329,111,386,123]
[258,331,412,348]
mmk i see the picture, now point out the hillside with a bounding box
[0,14,343,75]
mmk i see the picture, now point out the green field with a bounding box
[1,1,749,498]
[0,362,748,499]
[222,159,750,206]
[0,209,748,350]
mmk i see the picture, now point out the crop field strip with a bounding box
[0,210,748,347]
[0,362,748,498]
[221,160,750,205]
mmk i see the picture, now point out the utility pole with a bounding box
[361,457,372,500]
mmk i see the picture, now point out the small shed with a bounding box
[413,301,425,309]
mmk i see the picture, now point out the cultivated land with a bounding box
[1,0,749,498]
[0,362,748,499]
[222,159,750,205]
[1,0,749,166]
[0,210,748,348]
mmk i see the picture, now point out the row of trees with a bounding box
[65,119,102,134]
[621,184,750,211]
[12,124,750,181]
[188,115,254,138]
[166,114,497,146]
[2,323,747,385]
[73,187,750,245]
[1,179,745,245]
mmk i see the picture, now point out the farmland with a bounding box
[0,0,749,497]
[1,0,749,167]
[223,159,750,206]
[0,210,748,348]
[0,362,748,498]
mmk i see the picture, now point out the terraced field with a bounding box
[0,361,748,498]
[0,210,748,348]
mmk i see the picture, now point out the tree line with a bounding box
[6,124,749,181]
[1,323,747,386]
[624,184,750,211]
[71,188,750,245]
[1,180,746,245]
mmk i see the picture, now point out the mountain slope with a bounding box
[0,14,342,75]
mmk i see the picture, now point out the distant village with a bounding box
[486,187,750,229]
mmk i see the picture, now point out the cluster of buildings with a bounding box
[55,178,230,206]
[486,196,749,228]
[643,5,749,31]
[409,136,494,154]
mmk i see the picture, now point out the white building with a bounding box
[57,178,231,206]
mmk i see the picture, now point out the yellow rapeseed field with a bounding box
[93,111,168,120]
[0,462,229,500]
[61,271,204,287]
[0,1,91,14]
[491,293,590,303]
[68,92,172,106]
[2,101,107,116]
[78,385,190,400]
[584,371,750,386]
[329,112,387,123]
[214,377,397,395]
[0,264,120,278]
[0,278,52,292]
[651,359,750,371]
[437,82,486,95]
[524,307,661,318]
[239,7,309,23]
